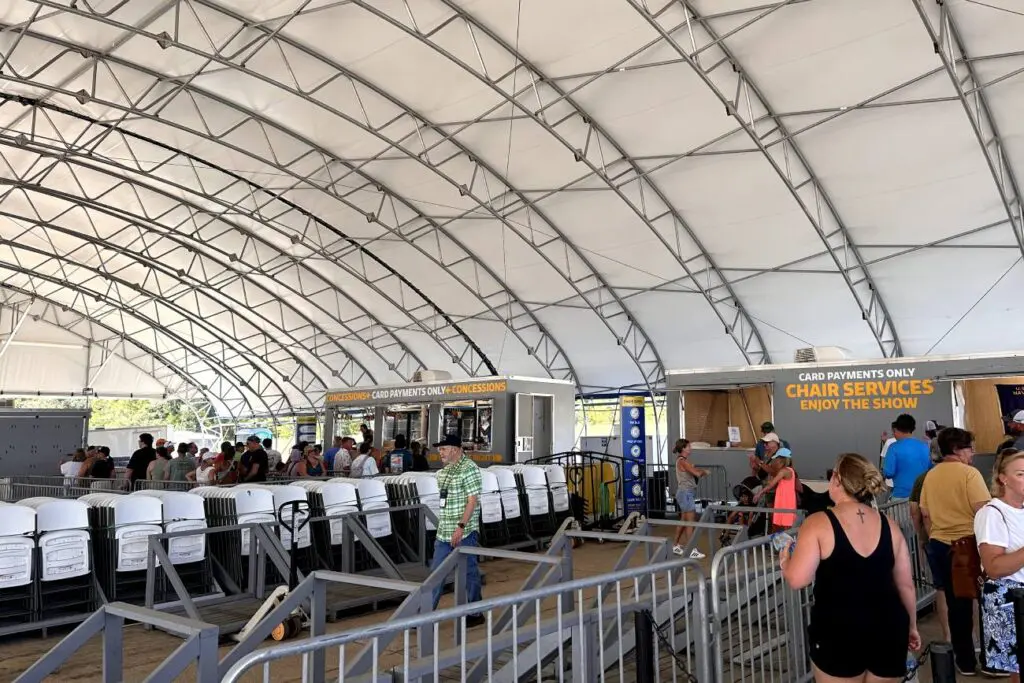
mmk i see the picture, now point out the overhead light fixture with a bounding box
[155,31,173,50]
[75,89,90,105]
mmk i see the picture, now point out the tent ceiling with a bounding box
[0,0,1022,414]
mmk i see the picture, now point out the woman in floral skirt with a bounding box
[976,448,1024,682]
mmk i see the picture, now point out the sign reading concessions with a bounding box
[782,364,936,413]
[325,380,508,405]
[772,362,954,479]
[621,396,647,515]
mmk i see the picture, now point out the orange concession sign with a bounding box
[325,380,508,405]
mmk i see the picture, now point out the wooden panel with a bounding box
[962,376,1024,452]
[683,387,773,447]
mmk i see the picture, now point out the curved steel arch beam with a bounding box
[0,20,578,391]
[0,106,483,383]
[0,134,413,387]
[0,274,260,417]
[197,0,666,389]
[910,0,1024,262]
[0,179,334,405]
[0,285,237,418]
[10,5,625,393]
[625,1,903,358]
[352,0,771,368]
[0,200,301,417]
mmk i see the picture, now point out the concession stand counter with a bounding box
[322,376,576,465]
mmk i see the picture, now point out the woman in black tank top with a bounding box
[780,453,920,681]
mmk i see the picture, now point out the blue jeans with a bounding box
[430,530,482,611]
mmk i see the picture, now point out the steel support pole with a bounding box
[634,610,656,683]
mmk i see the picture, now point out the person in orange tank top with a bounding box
[753,448,798,531]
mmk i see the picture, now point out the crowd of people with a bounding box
[60,425,434,489]
[761,412,1024,683]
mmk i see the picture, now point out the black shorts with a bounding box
[809,620,908,679]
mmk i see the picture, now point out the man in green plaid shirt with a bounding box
[429,434,484,626]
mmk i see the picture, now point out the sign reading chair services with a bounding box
[782,365,936,413]
[772,362,953,479]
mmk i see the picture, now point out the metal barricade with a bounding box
[879,498,936,610]
[221,557,711,683]
[695,464,729,502]
[711,534,813,683]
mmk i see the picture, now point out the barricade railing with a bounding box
[710,533,813,683]
[13,601,218,683]
[879,498,936,610]
[221,556,710,683]
[694,464,730,502]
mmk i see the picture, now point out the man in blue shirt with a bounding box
[882,413,932,499]
[323,436,344,473]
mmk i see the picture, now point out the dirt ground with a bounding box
[0,529,957,682]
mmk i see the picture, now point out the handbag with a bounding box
[950,534,982,599]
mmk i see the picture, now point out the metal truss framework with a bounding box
[0,286,233,429]
[5,0,652,394]
[0,0,1019,411]
[624,0,903,358]
[0,9,586,396]
[0,127,417,387]
[0,97,496,383]
[910,0,1024,261]
[0,282,247,417]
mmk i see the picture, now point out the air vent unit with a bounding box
[412,369,452,383]
[793,346,853,363]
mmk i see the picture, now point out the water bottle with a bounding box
[905,650,918,683]
[771,531,795,555]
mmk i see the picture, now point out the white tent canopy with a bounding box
[0,0,1022,417]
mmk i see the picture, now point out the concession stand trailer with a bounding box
[321,376,576,466]
[665,352,1024,487]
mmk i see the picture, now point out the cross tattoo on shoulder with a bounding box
[856,508,866,523]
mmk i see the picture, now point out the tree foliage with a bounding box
[13,397,208,431]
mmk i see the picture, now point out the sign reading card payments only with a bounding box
[782,366,935,412]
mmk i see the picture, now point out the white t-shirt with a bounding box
[976,498,1024,583]
[195,465,215,484]
[349,454,378,478]
[879,437,897,487]
[265,448,282,471]
[61,461,79,482]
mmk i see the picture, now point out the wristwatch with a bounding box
[457,522,466,529]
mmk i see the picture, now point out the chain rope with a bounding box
[642,609,699,683]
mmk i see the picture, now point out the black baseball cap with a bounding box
[432,434,462,448]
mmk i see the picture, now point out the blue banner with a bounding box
[621,397,647,515]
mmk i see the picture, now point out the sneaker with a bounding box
[690,549,706,559]
[672,545,685,556]
[957,665,978,677]
[981,666,1009,678]
[465,614,486,628]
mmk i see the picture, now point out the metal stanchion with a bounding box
[635,610,655,683]
[929,642,955,683]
